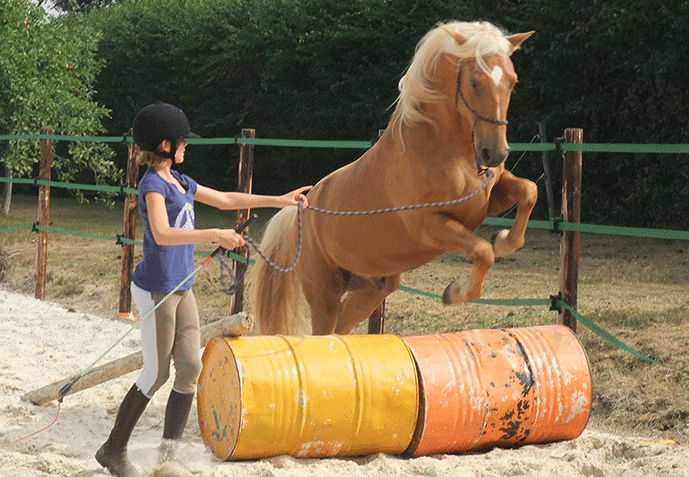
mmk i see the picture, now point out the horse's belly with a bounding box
[327,235,440,277]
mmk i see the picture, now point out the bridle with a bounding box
[455,62,509,175]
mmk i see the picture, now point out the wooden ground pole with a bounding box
[23,312,254,405]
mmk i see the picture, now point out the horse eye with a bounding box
[470,79,479,91]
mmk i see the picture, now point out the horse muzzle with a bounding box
[475,143,510,169]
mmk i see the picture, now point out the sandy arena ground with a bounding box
[1,289,688,477]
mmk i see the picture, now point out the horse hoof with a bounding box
[442,287,453,305]
[491,229,512,257]
[442,283,468,305]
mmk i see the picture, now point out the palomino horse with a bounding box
[251,21,537,335]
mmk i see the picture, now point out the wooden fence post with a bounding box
[118,132,139,319]
[559,128,583,331]
[368,301,385,334]
[35,127,53,301]
[229,128,255,315]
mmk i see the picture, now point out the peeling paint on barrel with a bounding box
[403,325,591,457]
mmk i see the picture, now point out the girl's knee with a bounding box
[137,368,170,397]
[173,356,202,394]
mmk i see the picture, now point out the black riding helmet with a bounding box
[132,102,199,160]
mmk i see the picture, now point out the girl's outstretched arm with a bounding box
[194,185,312,210]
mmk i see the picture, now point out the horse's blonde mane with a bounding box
[393,21,516,129]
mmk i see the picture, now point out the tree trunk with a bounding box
[2,166,12,216]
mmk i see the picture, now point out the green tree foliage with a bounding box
[90,0,689,228]
[203,0,469,190]
[511,0,689,228]
[0,0,118,208]
[90,0,470,192]
[88,0,237,187]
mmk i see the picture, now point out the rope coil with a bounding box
[217,247,252,294]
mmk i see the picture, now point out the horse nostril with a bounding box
[481,148,491,163]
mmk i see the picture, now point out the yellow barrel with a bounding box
[402,324,591,456]
[197,334,418,460]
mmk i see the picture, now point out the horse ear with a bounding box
[507,31,535,52]
[444,27,469,45]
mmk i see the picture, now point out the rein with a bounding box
[240,169,495,276]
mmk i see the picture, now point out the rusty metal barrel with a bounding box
[197,334,419,460]
[402,324,591,456]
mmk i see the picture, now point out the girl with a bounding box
[96,102,310,477]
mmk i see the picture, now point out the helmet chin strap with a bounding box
[161,138,179,163]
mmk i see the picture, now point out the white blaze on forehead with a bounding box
[490,66,504,85]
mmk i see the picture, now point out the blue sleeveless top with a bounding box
[132,168,198,294]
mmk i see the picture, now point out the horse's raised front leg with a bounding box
[424,215,496,305]
[487,170,538,257]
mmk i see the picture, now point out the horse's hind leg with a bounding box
[300,265,347,336]
[487,170,537,257]
[335,275,401,335]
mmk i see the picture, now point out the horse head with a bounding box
[445,27,534,170]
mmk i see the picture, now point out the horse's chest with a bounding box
[321,217,442,276]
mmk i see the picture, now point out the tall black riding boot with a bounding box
[159,389,194,463]
[96,384,150,477]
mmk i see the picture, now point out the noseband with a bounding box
[455,64,508,175]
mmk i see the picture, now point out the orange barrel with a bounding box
[197,334,418,460]
[402,324,591,456]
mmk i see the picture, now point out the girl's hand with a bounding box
[214,228,246,250]
[281,186,312,209]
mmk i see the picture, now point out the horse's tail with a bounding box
[249,206,308,335]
